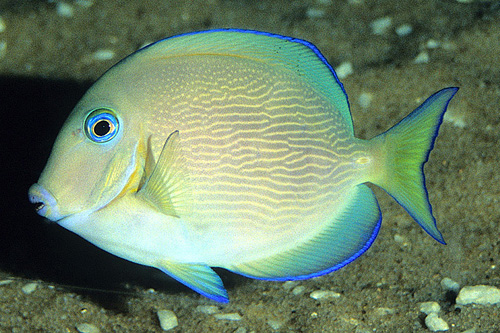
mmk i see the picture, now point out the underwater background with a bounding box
[0,0,499,331]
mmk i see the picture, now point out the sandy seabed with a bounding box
[0,0,499,332]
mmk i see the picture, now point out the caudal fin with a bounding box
[370,87,458,244]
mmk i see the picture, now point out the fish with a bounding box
[28,29,458,303]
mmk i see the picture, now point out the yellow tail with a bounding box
[370,87,458,244]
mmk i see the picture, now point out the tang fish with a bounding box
[28,29,457,302]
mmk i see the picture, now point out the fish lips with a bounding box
[28,183,64,222]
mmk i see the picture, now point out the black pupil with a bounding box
[94,120,110,137]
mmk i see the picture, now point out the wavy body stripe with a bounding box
[30,30,455,303]
[115,54,370,264]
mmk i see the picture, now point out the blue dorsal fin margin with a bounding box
[113,28,353,134]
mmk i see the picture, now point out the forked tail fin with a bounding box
[369,87,458,244]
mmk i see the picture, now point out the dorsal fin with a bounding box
[137,131,191,217]
[128,29,353,133]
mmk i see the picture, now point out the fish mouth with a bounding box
[28,183,64,221]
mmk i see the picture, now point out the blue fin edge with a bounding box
[114,28,351,127]
[376,87,458,245]
[235,204,382,282]
[158,264,229,303]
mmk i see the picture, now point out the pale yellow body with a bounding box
[59,53,371,268]
[29,30,456,302]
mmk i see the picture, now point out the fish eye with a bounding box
[84,108,119,143]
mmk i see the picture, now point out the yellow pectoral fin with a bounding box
[136,135,157,190]
[137,131,192,217]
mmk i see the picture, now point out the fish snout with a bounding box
[28,183,63,221]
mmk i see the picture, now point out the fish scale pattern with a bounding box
[130,55,363,263]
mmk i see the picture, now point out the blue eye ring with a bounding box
[84,108,119,143]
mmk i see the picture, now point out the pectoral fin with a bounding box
[137,131,191,217]
[158,261,229,303]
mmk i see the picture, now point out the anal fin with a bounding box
[229,184,381,280]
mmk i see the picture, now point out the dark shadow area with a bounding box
[0,0,47,13]
[0,76,244,310]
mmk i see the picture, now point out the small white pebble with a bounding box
[292,285,305,295]
[22,282,38,294]
[267,319,284,330]
[157,310,178,331]
[425,313,449,331]
[419,301,441,315]
[0,279,13,286]
[456,285,500,305]
[440,277,460,293]
[413,51,429,64]
[443,110,466,128]
[56,2,74,18]
[370,17,392,35]
[306,8,326,19]
[395,24,413,37]
[441,41,457,51]
[426,39,440,49]
[195,305,220,314]
[92,49,115,61]
[393,234,405,243]
[214,313,242,321]
[358,92,373,109]
[335,61,353,79]
[373,307,395,316]
[310,290,341,300]
[282,280,298,290]
[76,323,100,333]
[75,0,94,8]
